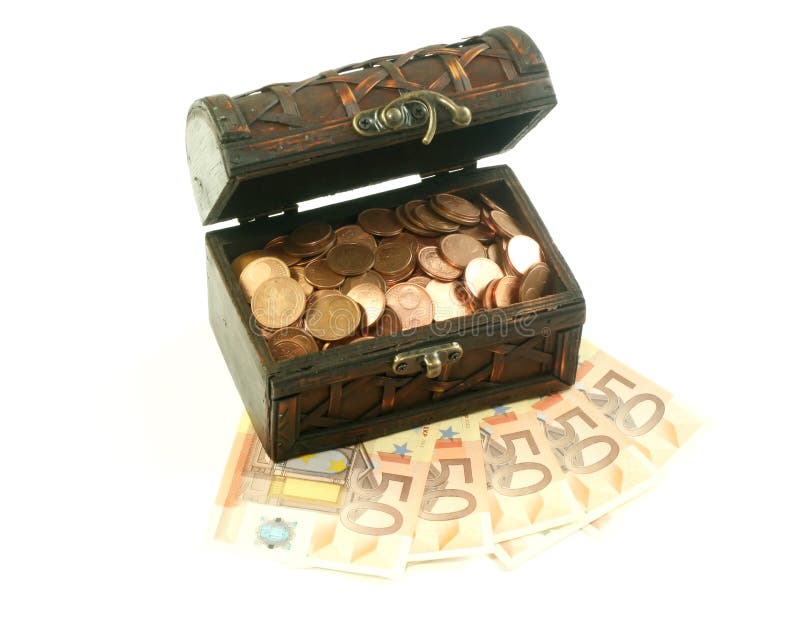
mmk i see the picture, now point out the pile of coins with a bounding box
[231,193,553,361]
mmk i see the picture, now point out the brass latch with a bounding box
[392,342,463,379]
[353,90,472,145]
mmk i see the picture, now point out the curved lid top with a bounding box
[186,26,556,225]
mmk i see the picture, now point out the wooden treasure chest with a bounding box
[185,25,586,461]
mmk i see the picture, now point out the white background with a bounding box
[3,1,798,615]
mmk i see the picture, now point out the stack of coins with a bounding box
[234,193,553,361]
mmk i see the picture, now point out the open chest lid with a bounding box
[186,26,556,226]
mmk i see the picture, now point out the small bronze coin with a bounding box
[267,326,319,353]
[262,237,301,266]
[358,208,403,237]
[479,193,510,214]
[379,232,419,256]
[251,277,306,330]
[341,270,387,294]
[268,338,308,361]
[373,241,414,277]
[239,256,291,300]
[372,306,403,336]
[335,224,378,250]
[326,242,375,276]
[519,262,552,302]
[407,275,432,288]
[346,283,386,328]
[385,283,435,330]
[482,278,500,309]
[305,293,362,341]
[493,276,522,308]
[231,250,269,278]
[506,235,544,277]
[460,223,496,244]
[289,266,314,297]
[426,279,473,321]
[486,242,502,265]
[417,245,462,281]
[395,203,439,237]
[432,193,481,225]
[489,210,524,239]
[289,221,334,249]
[413,203,460,233]
[303,259,346,289]
[438,233,486,269]
[463,257,504,299]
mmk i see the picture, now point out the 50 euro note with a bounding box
[409,416,493,561]
[212,412,435,578]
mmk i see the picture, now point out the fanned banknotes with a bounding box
[211,339,702,575]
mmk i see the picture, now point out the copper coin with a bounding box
[493,276,521,308]
[482,278,500,309]
[432,193,481,225]
[335,224,377,250]
[268,338,308,361]
[395,203,439,237]
[426,280,473,321]
[486,243,502,265]
[489,210,524,239]
[382,262,416,284]
[385,283,435,330]
[417,245,462,281]
[438,233,486,269]
[289,266,314,297]
[413,203,460,233]
[460,223,496,244]
[239,256,291,301]
[231,250,269,278]
[479,193,510,214]
[349,336,376,345]
[358,208,403,237]
[307,289,342,305]
[372,306,403,336]
[407,275,432,288]
[379,232,419,256]
[341,270,387,294]
[519,263,552,302]
[506,235,544,277]
[346,283,386,328]
[373,241,414,277]
[289,221,334,248]
[464,257,504,299]
[262,237,301,266]
[270,327,319,352]
[251,277,306,330]
[326,242,375,276]
[303,259,346,289]
[305,293,362,341]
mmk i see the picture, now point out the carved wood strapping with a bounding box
[235,38,519,130]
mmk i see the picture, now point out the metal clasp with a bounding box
[353,90,472,145]
[392,342,463,378]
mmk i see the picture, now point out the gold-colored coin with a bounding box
[335,224,377,250]
[346,283,386,328]
[425,280,473,321]
[463,257,504,299]
[358,208,403,237]
[506,235,543,277]
[303,259,346,289]
[326,242,375,276]
[373,241,414,278]
[341,270,387,294]
[417,245,462,281]
[305,293,362,341]
[438,233,486,269]
[251,277,306,330]
[519,262,552,302]
[488,210,524,239]
[413,203,460,233]
[289,266,314,297]
[231,250,269,278]
[431,193,481,225]
[385,283,435,330]
[493,276,521,308]
[239,256,291,301]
